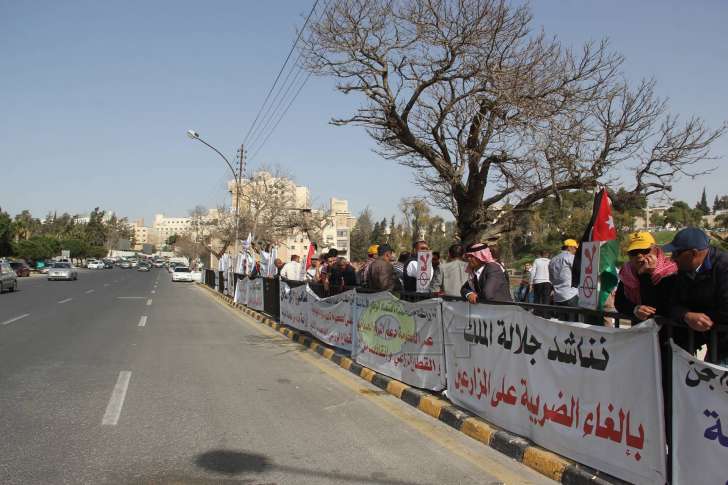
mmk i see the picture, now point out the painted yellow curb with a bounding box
[360,368,376,382]
[460,417,496,445]
[386,380,408,398]
[522,447,571,481]
[418,395,446,419]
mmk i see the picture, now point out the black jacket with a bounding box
[615,273,677,317]
[668,247,728,358]
[460,262,513,302]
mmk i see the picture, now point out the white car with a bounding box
[48,262,78,281]
[87,260,104,269]
[171,266,193,282]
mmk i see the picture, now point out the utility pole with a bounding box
[233,144,245,272]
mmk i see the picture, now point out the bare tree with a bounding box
[302,0,726,242]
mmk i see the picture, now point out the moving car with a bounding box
[171,266,193,282]
[153,260,165,268]
[0,262,18,293]
[10,261,31,277]
[137,262,151,272]
[48,262,78,281]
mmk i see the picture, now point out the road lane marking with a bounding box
[85,289,95,294]
[151,290,156,294]
[138,316,147,327]
[2,313,30,326]
[211,294,531,483]
[146,299,152,306]
[102,371,132,426]
[58,298,72,304]
[104,283,110,287]
[116,297,146,300]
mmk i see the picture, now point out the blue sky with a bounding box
[1,0,726,225]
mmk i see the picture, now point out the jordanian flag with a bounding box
[572,188,619,310]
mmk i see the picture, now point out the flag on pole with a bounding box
[299,243,316,280]
[573,188,619,310]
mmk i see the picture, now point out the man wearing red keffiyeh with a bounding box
[615,231,678,321]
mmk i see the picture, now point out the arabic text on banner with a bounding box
[278,281,309,331]
[247,277,264,311]
[353,292,446,391]
[443,302,666,484]
[234,277,248,305]
[671,341,728,484]
[307,289,355,351]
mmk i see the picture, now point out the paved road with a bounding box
[0,268,554,484]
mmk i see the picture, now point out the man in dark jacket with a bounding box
[664,228,728,362]
[368,244,400,291]
[460,243,513,303]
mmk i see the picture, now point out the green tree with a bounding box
[714,195,728,212]
[696,188,710,215]
[664,201,704,228]
[349,208,374,261]
[12,236,60,261]
[0,208,13,256]
[84,208,107,247]
[12,210,40,241]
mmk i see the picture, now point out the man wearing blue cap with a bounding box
[664,227,728,361]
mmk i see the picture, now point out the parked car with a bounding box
[9,261,31,277]
[153,260,165,268]
[103,259,114,269]
[171,266,193,282]
[137,262,151,272]
[87,260,104,269]
[0,262,18,292]
[48,262,78,281]
[118,260,131,269]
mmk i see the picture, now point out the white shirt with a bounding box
[530,257,551,284]
[280,261,302,281]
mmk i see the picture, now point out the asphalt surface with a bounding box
[0,268,555,484]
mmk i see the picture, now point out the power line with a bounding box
[242,0,321,147]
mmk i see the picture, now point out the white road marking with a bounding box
[150,290,156,294]
[58,298,72,304]
[138,315,147,327]
[104,283,109,287]
[1,313,30,326]
[146,299,152,306]
[85,289,95,294]
[116,297,146,300]
[101,371,131,426]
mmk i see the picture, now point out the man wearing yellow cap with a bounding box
[615,231,678,321]
[358,244,379,287]
[548,239,579,307]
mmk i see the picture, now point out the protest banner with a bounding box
[234,277,248,305]
[279,281,309,332]
[247,277,264,311]
[353,293,446,391]
[416,250,433,293]
[307,289,355,351]
[671,341,728,484]
[578,241,600,310]
[443,301,666,484]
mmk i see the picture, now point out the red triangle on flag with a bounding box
[592,189,617,241]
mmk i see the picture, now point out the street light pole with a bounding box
[186,130,244,271]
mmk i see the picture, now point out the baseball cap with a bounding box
[563,239,578,248]
[662,227,709,253]
[367,244,379,255]
[626,231,655,252]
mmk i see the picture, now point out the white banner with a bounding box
[416,250,433,293]
[353,293,446,391]
[578,241,601,310]
[234,277,248,306]
[443,302,666,484]
[671,341,728,484]
[307,289,355,351]
[279,281,309,331]
[247,277,264,311]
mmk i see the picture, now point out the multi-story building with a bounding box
[153,213,193,243]
[320,198,356,259]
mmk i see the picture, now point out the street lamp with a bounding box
[186,129,244,271]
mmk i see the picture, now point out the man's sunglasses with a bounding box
[627,248,651,257]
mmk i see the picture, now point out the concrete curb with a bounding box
[197,283,628,485]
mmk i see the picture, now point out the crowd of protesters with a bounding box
[248,226,726,362]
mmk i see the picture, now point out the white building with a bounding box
[153,213,193,243]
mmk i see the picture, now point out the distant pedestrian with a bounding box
[548,239,579,307]
[359,244,379,287]
[368,244,400,291]
[328,257,358,290]
[516,263,532,302]
[428,251,442,293]
[461,243,513,303]
[274,258,284,276]
[530,250,552,305]
[435,244,469,297]
[280,255,302,281]
[306,257,320,282]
